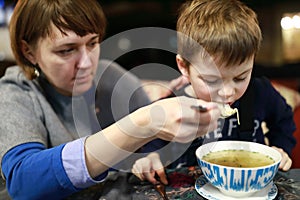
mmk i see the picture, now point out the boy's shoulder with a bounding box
[250,76,290,110]
[252,76,272,87]
[251,76,278,96]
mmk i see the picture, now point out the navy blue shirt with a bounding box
[141,77,296,168]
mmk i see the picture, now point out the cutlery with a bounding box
[190,105,208,112]
[154,181,169,200]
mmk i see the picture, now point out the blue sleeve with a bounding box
[2,142,79,200]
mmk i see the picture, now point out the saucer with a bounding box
[195,175,277,200]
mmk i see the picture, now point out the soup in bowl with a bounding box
[195,140,282,198]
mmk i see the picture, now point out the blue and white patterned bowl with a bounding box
[196,141,281,198]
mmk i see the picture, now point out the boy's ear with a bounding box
[176,54,190,80]
[21,40,37,65]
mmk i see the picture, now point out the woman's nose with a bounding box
[77,49,92,69]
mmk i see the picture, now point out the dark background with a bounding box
[1,0,300,86]
[99,0,300,82]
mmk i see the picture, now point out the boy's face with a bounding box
[177,54,254,105]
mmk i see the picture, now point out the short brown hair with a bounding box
[9,0,107,79]
[177,0,262,67]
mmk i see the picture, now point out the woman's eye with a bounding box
[57,48,74,56]
[88,41,99,48]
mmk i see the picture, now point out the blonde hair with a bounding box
[9,0,107,79]
[177,0,262,67]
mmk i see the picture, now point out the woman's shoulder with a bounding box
[0,66,31,87]
[0,66,41,102]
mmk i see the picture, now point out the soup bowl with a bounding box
[195,140,282,198]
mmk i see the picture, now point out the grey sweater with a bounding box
[0,60,150,199]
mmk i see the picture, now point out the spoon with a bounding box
[154,181,169,200]
[190,105,208,112]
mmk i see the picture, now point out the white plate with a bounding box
[195,175,277,200]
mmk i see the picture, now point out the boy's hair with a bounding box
[177,0,262,67]
[9,0,107,79]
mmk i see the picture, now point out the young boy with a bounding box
[132,0,296,185]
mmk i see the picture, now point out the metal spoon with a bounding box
[154,181,169,200]
[190,105,208,112]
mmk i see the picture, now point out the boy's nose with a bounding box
[218,84,235,99]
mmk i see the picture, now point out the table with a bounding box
[67,167,300,200]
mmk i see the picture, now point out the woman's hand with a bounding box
[147,96,220,143]
[132,152,168,185]
[168,75,190,91]
[271,146,292,171]
[142,76,190,102]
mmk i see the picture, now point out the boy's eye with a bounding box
[88,38,100,48]
[203,79,221,85]
[234,77,246,82]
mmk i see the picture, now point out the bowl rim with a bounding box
[195,140,282,170]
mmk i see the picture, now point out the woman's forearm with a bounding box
[85,106,155,177]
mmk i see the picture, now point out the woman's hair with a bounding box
[176,0,262,67]
[9,0,107,79]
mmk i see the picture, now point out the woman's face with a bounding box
[31,25,100,96]
[177,54,254,105]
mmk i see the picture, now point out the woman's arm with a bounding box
[2,96,220,199]
[85,96,220,177]
[2,143,79,199]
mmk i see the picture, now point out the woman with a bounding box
[0,0,220,199]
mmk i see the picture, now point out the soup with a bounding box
[202,149,275,167]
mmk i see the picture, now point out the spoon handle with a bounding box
[154,183,169,200]
[190,105,208,112]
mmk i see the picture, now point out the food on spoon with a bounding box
[218,104,240,124]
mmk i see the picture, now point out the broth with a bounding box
[202,150,275,167]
